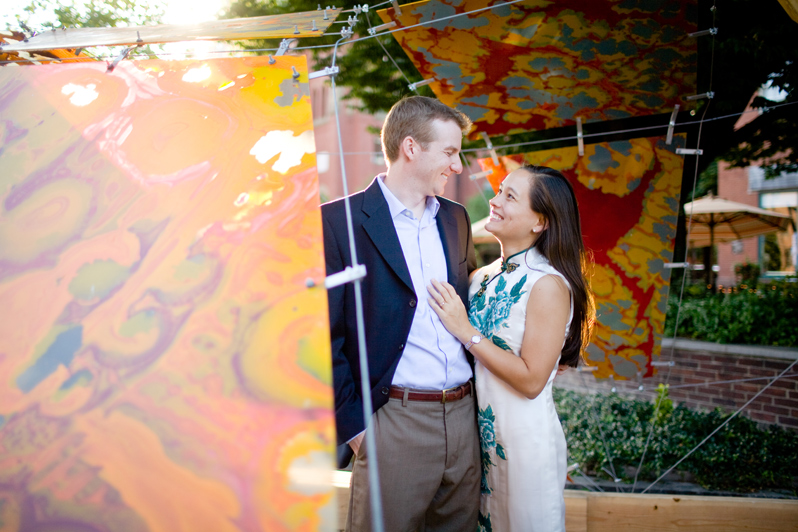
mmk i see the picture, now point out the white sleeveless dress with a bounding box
[468,246,573,532]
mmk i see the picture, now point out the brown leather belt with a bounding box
[389,381,473,404]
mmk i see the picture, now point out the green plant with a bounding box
[555,389,798,493]
[764,234,783,271]
[665,276,798,347]
[652,384,673,426]
[734,261,761,286]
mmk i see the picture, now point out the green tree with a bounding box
[10,0,164,32]
[697,0,798,177]
[6,0,165,59]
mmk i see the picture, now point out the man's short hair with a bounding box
[381,96,472,164]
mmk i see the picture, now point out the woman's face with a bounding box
[485,170,546,244]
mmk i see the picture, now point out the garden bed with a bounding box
[555,388,798,495]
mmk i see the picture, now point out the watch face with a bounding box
[472,335,481,344]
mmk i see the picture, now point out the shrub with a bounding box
[555,388,798,493]
[664,277,798,347]
[734,261,760,285]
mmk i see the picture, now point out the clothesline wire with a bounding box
[5,0,793,496]
[633,0,718,491]
[0,0,527,65]
[566,370,798,395]
[667,372,798,389]
[458,152,492,207]
[361,6,413,88]
[579,371,624,489]
[462,103,797,153]
[307,102,796,158]
[569,465,606,492]
[641,357,798,494]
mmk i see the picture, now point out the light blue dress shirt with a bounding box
[376,175,473,391]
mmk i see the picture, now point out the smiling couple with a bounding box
[322,96,595,532]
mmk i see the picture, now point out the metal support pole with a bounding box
[329,36,385,532]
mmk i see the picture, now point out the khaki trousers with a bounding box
[346,390,480,532]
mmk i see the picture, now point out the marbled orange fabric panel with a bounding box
[0,56,335,531]
[379,0,697,137]
[479,136,685,379]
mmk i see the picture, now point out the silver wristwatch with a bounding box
[465,334,483,350]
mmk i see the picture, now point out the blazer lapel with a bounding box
[361,180,414,292]
[436,201,459,285]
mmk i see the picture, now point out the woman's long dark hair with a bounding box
[521,165,596,367]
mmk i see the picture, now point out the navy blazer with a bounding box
[322,177,476,468]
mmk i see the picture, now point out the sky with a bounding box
[1,0,230,29]
[1,0,235,59]
[161,0,230,25]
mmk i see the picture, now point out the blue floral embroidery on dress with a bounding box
[478,405,506,495]
[477,511,493,532]
[469,273,527,350]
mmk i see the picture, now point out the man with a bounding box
[322,96,480,531]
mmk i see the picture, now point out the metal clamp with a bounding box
[307,264,368,289]
[676,148,704,156]
[686,91,715,101]
[408,78,434,92]
[469,169,493,181]
[689,27,718,38]
[368,21,397,35]
[107,46,132,72]
[666,104,680,145]
[480,132,499,166]
[651,361,676,367]
[309,66,340,80]
[276,38,297,56]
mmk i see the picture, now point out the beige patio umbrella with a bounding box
[683,193,793,290]
[683,193,792,248]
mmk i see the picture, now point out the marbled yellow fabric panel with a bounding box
[478,136,685,379]
[0,56,335,531]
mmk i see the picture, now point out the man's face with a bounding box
[413,119,464,197]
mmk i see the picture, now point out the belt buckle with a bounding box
[441,383,460,404]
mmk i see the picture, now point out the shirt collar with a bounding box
[377,173,440,220]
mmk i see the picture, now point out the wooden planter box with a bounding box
[334,485,798,531]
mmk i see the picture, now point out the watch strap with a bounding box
[465,334,483,350]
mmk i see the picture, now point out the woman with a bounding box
[427,164,595,531]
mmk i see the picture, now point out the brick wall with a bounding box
[715,162,761,287]
[554,339,798,430]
